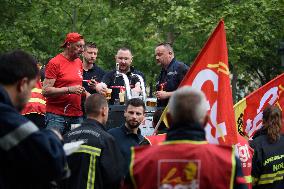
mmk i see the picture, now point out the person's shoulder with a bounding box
[202,143,234,155]
[251,133,266,144]
[104,70,116,77]
[108,127,122,134]
[95,64,106,72]
[250,134,269,150]
[108,127,125,137]
[175,60,188,69]
[100,130,118,143]
[74,58,83,64]
[133,69,144,75]
[49,54,63,63]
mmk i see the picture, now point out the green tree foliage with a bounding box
[0,0,283,101]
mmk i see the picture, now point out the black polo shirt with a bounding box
[108,124,144,175]
[156,58,188,107]
[102,67,145,105]
[83,64,106,94]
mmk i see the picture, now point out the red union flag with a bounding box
[179,20,237,144]
[234,73,284,139]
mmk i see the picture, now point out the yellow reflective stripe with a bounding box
[258,170,284,184]
[31,88,42,93]
[87,154,96,189]
[162,140,208,145]
[75,145,101,189]
[230,147,236,189]
[130,147,137,189]
[245,175,252,183]
[77,145,101,155]
[28,98,46,105]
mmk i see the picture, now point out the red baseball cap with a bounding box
[60,32,83,48]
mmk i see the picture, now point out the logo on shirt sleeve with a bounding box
[78,70,83,78]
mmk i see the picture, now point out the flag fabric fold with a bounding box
[234,73,284,139]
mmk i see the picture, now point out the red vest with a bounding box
[21,80,46,115]
[129,141,235,189]
[144,133,166,145]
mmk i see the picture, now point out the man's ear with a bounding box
[202,114,209,128]
[16,77,28,93]
[102,107,108,116]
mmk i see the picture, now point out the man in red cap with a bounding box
[43,32,87,135]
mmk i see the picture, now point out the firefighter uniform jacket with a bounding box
[156,58,188,107]
[124,122,247,189]
[62,118,124,189]
[250,129,284,188]
[0,85,68,189]
[21,79,46,116]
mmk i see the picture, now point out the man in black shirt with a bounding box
[98,47,145,105]
[155,43,188,107]
[108,98,145,175]
[63,94,124,189]
[82,42,106,94]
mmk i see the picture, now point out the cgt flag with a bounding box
[234,73,284,139]
[178,20,237,145]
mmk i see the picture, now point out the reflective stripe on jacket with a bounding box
[21,80,46,115]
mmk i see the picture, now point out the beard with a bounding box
[126,120,141,129]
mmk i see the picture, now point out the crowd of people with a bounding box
[0,32,283,189]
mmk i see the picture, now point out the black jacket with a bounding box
[0,85,68,189]
[156,58,188,107]
[250,129,284,189]
[62,119,124,189]
[102,66,145,105]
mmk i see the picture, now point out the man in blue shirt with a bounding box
[108,98,145,175]
[155,42,189,107]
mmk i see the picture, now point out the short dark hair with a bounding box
[117,47,132,55]
[0,50,39,85]
[125,98,145,112]
[84,42,97,50]
[85,94,108,117]
[156,42,173,53]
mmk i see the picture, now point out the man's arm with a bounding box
[156,90,174,100]
[42,78,68,97]
[2,120,69,182]
[42,78,85,97]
